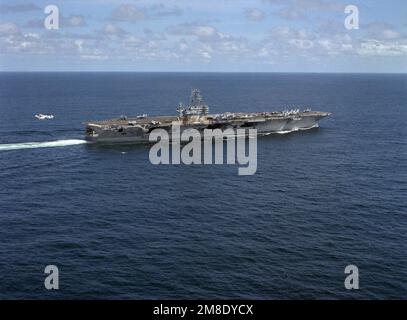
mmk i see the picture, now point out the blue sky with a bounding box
[0,0,406,72]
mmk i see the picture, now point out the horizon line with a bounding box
[0,70,406,74]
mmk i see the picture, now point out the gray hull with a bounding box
[86,114,324,143]
[85,89,329,143]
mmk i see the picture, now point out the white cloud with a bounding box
[245,8,265,22]
[80,54,108,61]
[289,38,314,49]
[1,2,406,70]
[380,29,401,40]
[111,4,147,22]
[167,23,219,40]
[0,22,20,35]
[65,15,86,28]
[143,28,166,41]
[357,40,407,56]
[102,23,127,36]
[198,49,212,60]
[364,22,404,41]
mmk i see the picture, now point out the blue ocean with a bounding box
[0,72,405,299]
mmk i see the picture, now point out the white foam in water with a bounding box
[275,124,319,135]
[0,139,88,151]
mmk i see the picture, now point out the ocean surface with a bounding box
[0,72,405,299]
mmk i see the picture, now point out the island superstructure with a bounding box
[85,89,330,143]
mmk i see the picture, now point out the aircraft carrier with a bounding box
[85,89,330,143]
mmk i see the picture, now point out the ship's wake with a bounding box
[275,123,319,135]
[0,139,88,151]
